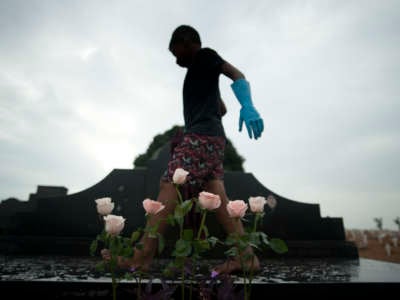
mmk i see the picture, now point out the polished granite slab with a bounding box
[1,255,399,298]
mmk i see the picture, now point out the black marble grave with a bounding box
[0,142,357,258]
[3,142,400,298]
[1,255,400,299]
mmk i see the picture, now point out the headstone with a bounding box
[0,143,357,258]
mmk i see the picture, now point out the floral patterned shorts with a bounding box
[161,133,226,189]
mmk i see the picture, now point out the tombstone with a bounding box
[0,142,358,258]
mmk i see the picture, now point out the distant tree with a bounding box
[133,125,245,172]
[394,217,400,231]
[223,139,245,172]
[374,217,383,230]
[133,125,182,168]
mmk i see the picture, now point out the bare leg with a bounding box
[101,180,178,271]
[204,179,260,275]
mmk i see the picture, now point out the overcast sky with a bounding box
[0,0,399,230]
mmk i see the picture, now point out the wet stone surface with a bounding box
[1,255,400,283]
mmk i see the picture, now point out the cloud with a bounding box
[0,0,399,229]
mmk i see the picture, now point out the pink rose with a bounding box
[227,200,248,218]
[266,195,277,209]
[249,196,266,213]
[95,197,114,216]
[103,214,125,236]
[198,191,221,211]
[143,198,165,215]
[172,168,189,185]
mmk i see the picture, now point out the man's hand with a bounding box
[239,106,264,139]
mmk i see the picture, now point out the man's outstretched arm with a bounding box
[221,62,264,140]
[221,62,245,81]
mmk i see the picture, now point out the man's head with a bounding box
[169,25,201,68]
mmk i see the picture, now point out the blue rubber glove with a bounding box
[231,79,264,139]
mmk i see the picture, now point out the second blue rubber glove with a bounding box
[231,79,264,139]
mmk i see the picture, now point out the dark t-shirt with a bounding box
[183,47,226,137]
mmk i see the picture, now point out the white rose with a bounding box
[95,197,114,215]
[227,200,248,218]
[143,198,166,215]
[266,195,277,209]
[198,191,221,211]
[249,196,266,213]
[172,168,189,185]
[103,214,126,236]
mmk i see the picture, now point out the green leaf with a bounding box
[157,233,165,255]
[238,238,248,251]
[259,232,270,246]
[269,238,288,254]
[148,232,157,238]
[243,252,254,263]
[122,237,130,246]
[90,240,98,256]
[166,214,176,226]
[225,235,237,246]
[174,204,184,218]
[163,264,175,278]
[130,230,141,243]
[174,199,192,217]
[183,229,194,241]
[193,239,210,254]
[173,205,184,226]
[172,239,192,257]
[175,215,183,228]
[99,230,107,241]
[147,222,160,238]
[248,242,260,250]
[249,232,260,247]
[174,206,183,218]
[207,236,219,247]
[121,245,133,258]
[224,247,238,258]
[181,199,193,214]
